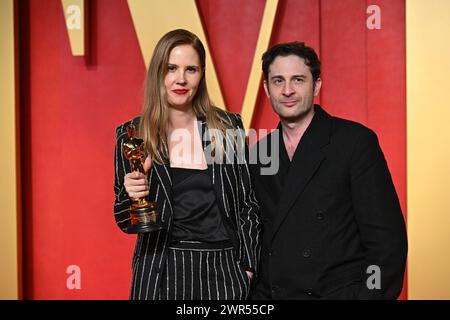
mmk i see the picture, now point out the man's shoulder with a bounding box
[327,113,379,151]
[330,114,372,135]
[314,104,370,134]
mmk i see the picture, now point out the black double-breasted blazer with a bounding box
[114,111,260,300]
[250,105,407,299]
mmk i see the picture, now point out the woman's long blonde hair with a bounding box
[139,29,232,164]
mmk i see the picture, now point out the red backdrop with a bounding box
[20,0,406,299]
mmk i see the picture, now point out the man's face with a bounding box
[264,55,321,121]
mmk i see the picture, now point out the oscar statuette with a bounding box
[122,124,163,233]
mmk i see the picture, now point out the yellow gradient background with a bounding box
[0,0,19,300]
[2,0,450,299]
[407,0,450,299]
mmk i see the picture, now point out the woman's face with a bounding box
[164,44,202,111]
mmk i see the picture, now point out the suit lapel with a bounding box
[153,153,173,222]
[198,117,229,218]
[271,106,332,241]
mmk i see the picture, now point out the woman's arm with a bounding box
[232,114,261,276]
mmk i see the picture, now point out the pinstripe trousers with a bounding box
[158,244,251,300]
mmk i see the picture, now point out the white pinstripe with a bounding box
[166,256,170,299]
[231,251,247,298]
[145,200,163,300]
[148,168,154,190]
[163,164,172,185]
[199,251,203,300]
[219,251,228,300]
[151,207,168,300]
[206,251,211,300]
[224,167,238,220]
[153,265,161,300]
[115,198,130,206]
[114,207,130,215]
[133,235,143,264]
[116,217,130,224]
[219,164,230,217]
[190,250,194,300]
[230,250,242,299]
[213,252,219,299]
[154,185,160,206]
[173,249,177,300]
[138,232,152,300]
[181,250,185,300]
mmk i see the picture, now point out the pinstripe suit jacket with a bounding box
[114,111,261,300]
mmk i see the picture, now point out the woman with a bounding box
[113,29,260,300]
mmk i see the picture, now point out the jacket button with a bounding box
[305,288,313,296]
[302,249,311,258]
[268,250,274,257]
[316,210,324,220]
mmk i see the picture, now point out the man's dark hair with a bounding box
[262,42,321,82]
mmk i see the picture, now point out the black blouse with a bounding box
[170,167,230,244]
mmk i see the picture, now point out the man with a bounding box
[250,42,407,299]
